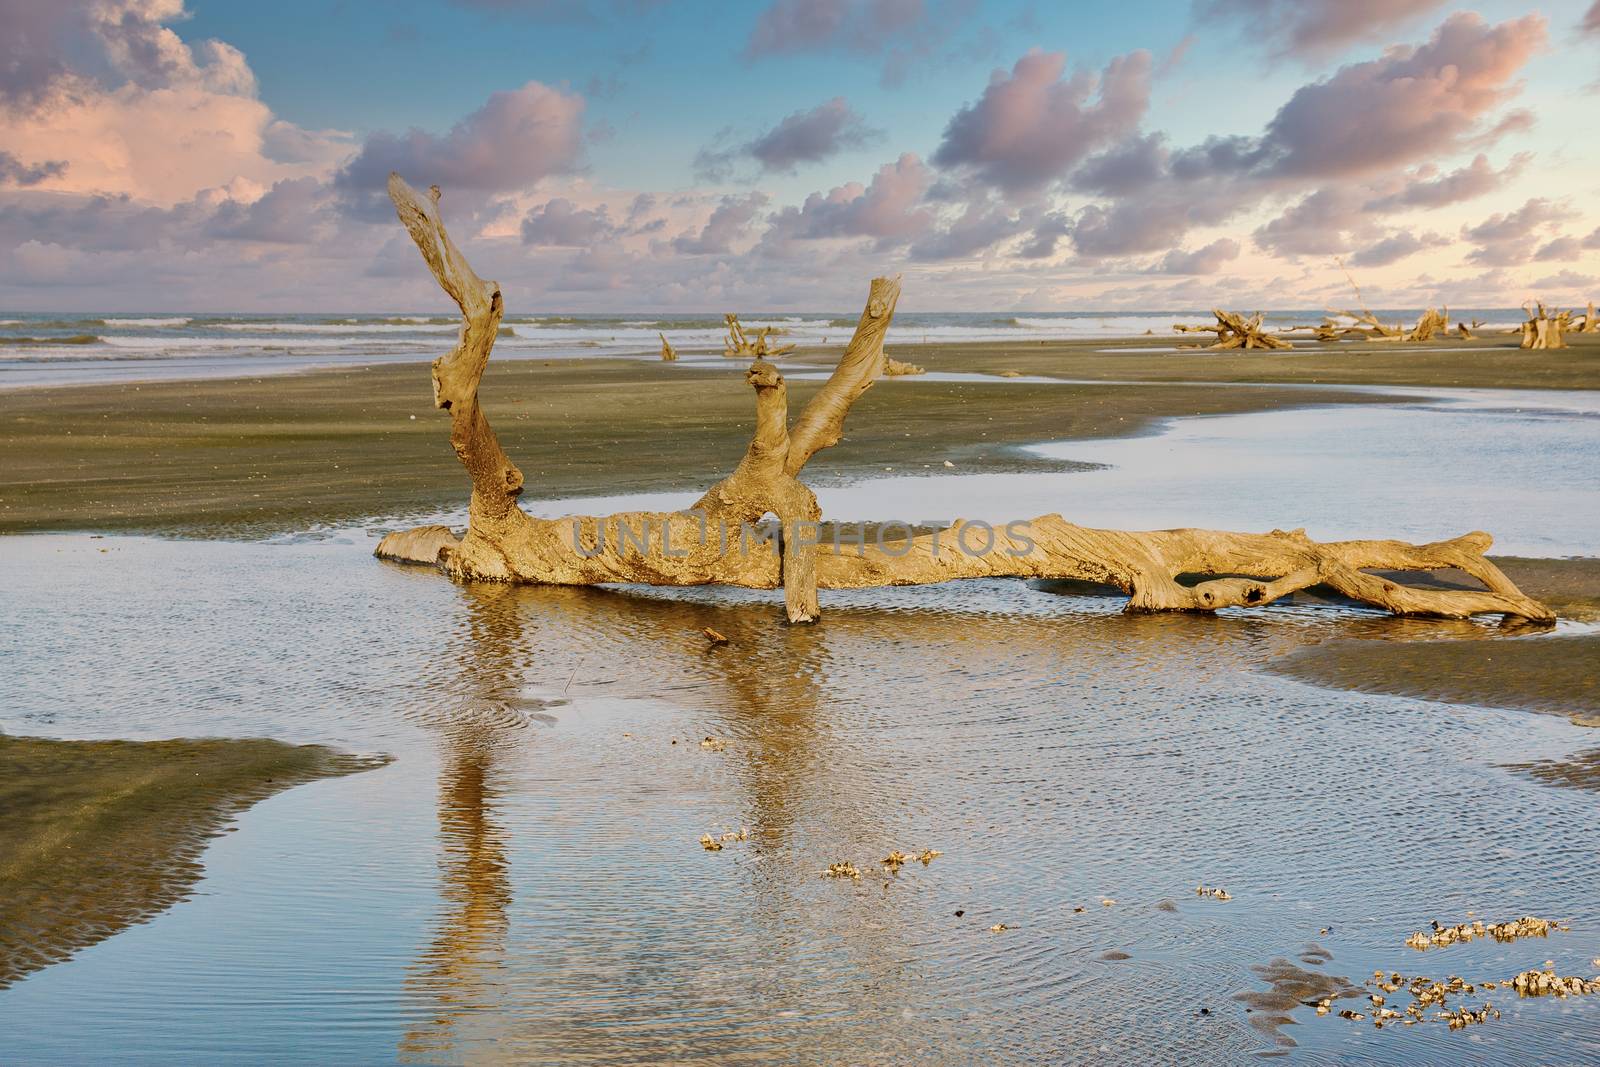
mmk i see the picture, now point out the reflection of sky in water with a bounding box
[821,388,1600,558]
[508,387,1600,558]
[2,388,1599,1063]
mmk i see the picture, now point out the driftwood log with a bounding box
[1579,302,1597,334]
[374,175,1553,625]
[658,331,677,362]
[1173,309,1293,350]
[723,314,795,359]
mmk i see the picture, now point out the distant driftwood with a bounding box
[1173,309,1293,350]
[658,331,677,362]
[723,314,795,359]
[372,174,1553,625]
[1520,302,1570,351]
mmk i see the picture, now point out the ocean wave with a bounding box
[97,317,192,327]
[215,321,460,334]
[0,333,100,346]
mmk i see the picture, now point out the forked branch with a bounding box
[374,176,1555,626]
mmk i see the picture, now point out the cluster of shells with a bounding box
[1312,916,1598,1035]
[1404,916,1564,950]
[824,849,941,879]
[1510,968,1600,998]
[699,828,749,851]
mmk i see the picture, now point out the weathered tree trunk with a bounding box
[658,332,677,361]
[1520,302,1568,350]
[374,175,1554,625]
[1579,302,1597,334]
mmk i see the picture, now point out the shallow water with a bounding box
[2,388,1599,1064]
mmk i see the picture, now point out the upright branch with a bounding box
[387,174,523,524]
[1579,301,1598,334]
[375,177,1554,627]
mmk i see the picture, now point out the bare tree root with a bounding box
[373,175,1555,625]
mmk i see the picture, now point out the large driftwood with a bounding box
[374,175,1554,625]
[1521,302,1570,350]
[1173,309,1293,350]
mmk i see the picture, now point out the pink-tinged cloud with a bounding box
[774,153,933,244]
[1263,13,1546,178]
[1584,1,1600,35]
[1198,0,1446,59]
[338,81,586,200]
[1252,186,1369,257]
[1362,153,1529,213]
[1347,231,1450,268]
[521,197,615,246]
[1155,237,1241,274]
[672,192,768,254]
[1462,198,1575,266]
[932,49,1152,194]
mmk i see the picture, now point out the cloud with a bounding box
[908,199,1024,260]
[0,150,66,186]
[336,81,586,209]
[1347,231,1449,267]
[1535,236,1583,261]
[1252,186,1369,257]
[1197,0,1446,60]
[748,98,880,173]
[203,176,326,243]
[932,48,1152,194]
[1017,211,1070,259]
[765,153,932,247]
[672,192,768,254]
[1585,226,1600,250]
[694,97,880,180]
[743,0,922,58]
[1461,198,1575,265]
[1530,269,1598,292]
[0,1,352,204]
[1260,13,1546,179]
[1155,237,1241,274]
[1584,1,1600,35]
[520,197,616,246]
[1361,153,1528,212]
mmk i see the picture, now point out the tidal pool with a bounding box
[1,386,1597,1064]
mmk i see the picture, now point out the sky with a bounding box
[1,0,1598,312]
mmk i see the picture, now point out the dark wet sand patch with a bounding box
[0,734,386,988]
[1235,957,1364,1049]
[1504,747,1600,793]
[1252,557,1600,720]
[850,330,1600,391]
[1270,633,1600,722]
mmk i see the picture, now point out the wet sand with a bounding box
[1267,558,1600,721]
[0,351,1414,538]
[861,330,1600,391]
[0,735,385,988]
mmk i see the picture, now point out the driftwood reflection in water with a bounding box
[398,584,527,1060]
